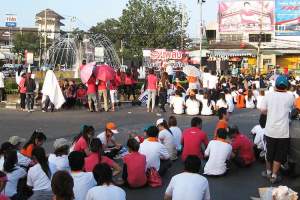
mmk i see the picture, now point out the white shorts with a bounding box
[110,90,118,103]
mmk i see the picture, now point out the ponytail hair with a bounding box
[90,139,103,164]
[4,150,17,173]
[32,147,51,178]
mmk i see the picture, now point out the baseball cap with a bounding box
[156,118,165,126]
[53,138,70,150]
[275,75,289,89]
[8,136,26,146]
[106,122,119,134]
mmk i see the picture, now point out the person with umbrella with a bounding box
[87,75,98,112]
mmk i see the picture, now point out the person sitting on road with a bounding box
[48,138,70,171]
[216,92,228,111]
[251,114,267,161]
[84,138,121,175]
[21,130,47,158]
[200,91,216,116]
[139,126,170,176]
[181,117,208,161]
[185,90,200,116]
[8,136,32,169]
[68,151,96,200]
[236,89,246,109]
[229,126,255,167]
[122,138,147,188]
[170,90,185,115]
[214,108,229,138]
[51,170,74,200]
[86,164,126,200]
[204,128,232,176]
[73,125,94,156]
[97,122,122,159]
[245,89,256,109]
[0,171,9,200]
[168,116,183,154]
[164,156,210,200]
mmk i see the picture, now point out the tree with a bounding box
[12,32,40,57]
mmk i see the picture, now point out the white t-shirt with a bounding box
[208,75,218,89]
[0,156,4,171]
[251,125,266,150]
[261,91,294,138]
[245,96,256,109]
[216,99,228,109]
[86,185,126,200]
[139,140,170,170]
[200,99,215,116]
[253,90,259,98]
[27,163,57,191]
[231,91,238,103]
[165,172,210,200]
[166,65,174,76]
[170,126,182,151]
[0,72,4,88]
[204,140,232,176]
[17,151,32,167]
[97,132,116,147]
[202,73,210,88]
[170,96,185,114]
[71,172,97,200]
[225,94,234,113]
[48,154,70,171]
[256,95,264,110]
[4,167,27,197]
[186,99,200,115]
[159,129,176,160]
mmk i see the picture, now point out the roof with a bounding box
[208,41,257,50]
[36,9,65,20]
[35,19,65,26]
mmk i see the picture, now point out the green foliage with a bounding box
[12,32,40,56]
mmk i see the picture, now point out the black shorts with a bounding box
[265,136,289,163]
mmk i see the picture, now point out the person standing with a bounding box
[24,73,36,112]
[0,68,5,102]
[18,73,27,111]
[146,68,158,112]
[166,63,174,83]
[158,72,170,112]
[98,80,108,112]
[261,75,294,183]
[87,75,98,112]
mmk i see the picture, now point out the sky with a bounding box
[0,0,218,38]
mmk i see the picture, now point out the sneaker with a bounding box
[270,175,282,184]
[42,110,46,113]
[261,170,271,178]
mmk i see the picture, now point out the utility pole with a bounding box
[256,0,264,74]
[199,0,204,67]
[44,9,47,65]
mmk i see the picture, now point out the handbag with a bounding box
[146,167,162,187]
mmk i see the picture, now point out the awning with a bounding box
[209,50,257,57]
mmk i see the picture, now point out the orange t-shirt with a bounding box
[214,120,228,138]
[295,97,300,110]
[236,95,245,109]
[21,144,34,158]
[187,76,197,83]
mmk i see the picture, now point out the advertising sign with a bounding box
[275,0,300,36]
[149,49,186,60]
[219,0,274,32]
[5,14,17,27]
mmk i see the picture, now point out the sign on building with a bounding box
[5,14,17,27]
[26,53,34,65]
[218,0,274,32]
[275,0,300,36]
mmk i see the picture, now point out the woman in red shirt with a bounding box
[73,125,94,156]
[123,138,147,188]
[84,138,121,174]
[146,68,158,112]
[125,70,133,101]
[18,73,27,111]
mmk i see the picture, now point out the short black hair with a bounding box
[93,164,112,186]
[146,126,159,137]
[217,128,228,139]
[51,171,74,200]
[0,142,14,155]
[175,90,182,96]
[168,116,177,127]
[259,114,267,128]
[218,108,227,120]
[68,151,85,171]
[228,125,239,136]
[184,155,202,173]
[191,117,202,127]
[127,138,140,152]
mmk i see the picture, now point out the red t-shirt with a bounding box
[84,153,116,172]
[77,88,86,98]
[231,134,255,165]
[125,75,132,85]
[181,127,209,161]
[98,80,107,90]
[115,75,122,86]
[147,74,157,90]
[123,152,147,188]
[19,78,27,94]
[109,80,117,90]
[0,194,9,200]
[87,77,97,94]
[74,136,88,153]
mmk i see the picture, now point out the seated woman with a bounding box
[73,125,94,156]
[170,90,185,115]
[185,90,200,116]
[21,131,47,158]
[200,91,215,116]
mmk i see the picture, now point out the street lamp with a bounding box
[198,0,205,67]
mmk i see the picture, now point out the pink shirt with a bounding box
[74,137,88,153]
[84,153,116,172]
[98,80,107,90]
[123,152,147,188]
[147,74,157,90]
[87,77,96,94]
[109,80,117,90]
[125,75,132,85]
[181,127,209,161]
[19,78,27,94]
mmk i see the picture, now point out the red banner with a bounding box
[150,49,186,60]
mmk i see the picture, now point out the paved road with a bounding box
[0,106,299,200]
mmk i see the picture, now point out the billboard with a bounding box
[5,14,17,27]
[275,0,300,36]
[219,0,274,32]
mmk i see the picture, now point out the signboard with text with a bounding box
[218,0,274,32]
[5,14,17,27]
[275,0,300,36]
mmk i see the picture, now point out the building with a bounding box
[35,9,65,40]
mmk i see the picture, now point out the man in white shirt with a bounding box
[68,151,96,200]
[202,68,210,89]
[164,156,210,200]
[166,64,174,83]
[208,71,218,90]
[139,126,170,176]
[0,68,5,102]
[204,129,232,176]
[260,75,294,184]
